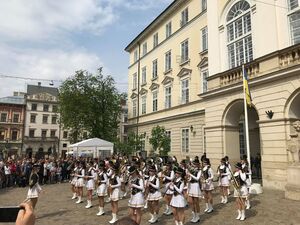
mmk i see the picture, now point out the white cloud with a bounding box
[0,44,102,97]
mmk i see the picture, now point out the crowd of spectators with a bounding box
[0,157,75,189]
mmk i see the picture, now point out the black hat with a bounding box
[235,162,242,169]
[111,164,119,171]
[192,159,200,165]
[166,161,172,166]
[221,158,226,163]
[180,159,187,165]
[99,161,105,168]
[203,158,210,164]
[33,164,40,168]
[175,167,184,174]
[149,165,156,172]
[129,166,137,175]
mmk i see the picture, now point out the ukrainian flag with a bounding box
[243,65,252,107]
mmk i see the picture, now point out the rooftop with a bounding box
[0,96,25,105]
[27,84,58,97]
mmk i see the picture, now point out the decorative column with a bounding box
[285,120,300,200]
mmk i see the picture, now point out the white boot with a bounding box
[207,203,213,213]
[175,221,179,225]
[190,211,195,222]
[71,193,77,199]
[223,196,228,204]
[151,213,158,223]
[165,206,172,215]
[85,200,92,208]
[193,213,200,223]
[96,207,105,216]
[227,188,231,195]
[144,201,148,209]
[148,213,154,223]
[236,210,241,220]
[240,210,246,221]
[204,203,209,212]
[221,196,224,203]
[75,196,82,204]
[163,205,169,215]
[178,221,183,225]
[109,213,118,224]
[246,199,251,209]
[123,191,127,198]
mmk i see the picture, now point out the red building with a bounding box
[0,93,26,158]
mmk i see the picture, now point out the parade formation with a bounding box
[52,154,254,225]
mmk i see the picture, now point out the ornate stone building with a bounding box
[125,0,300,190]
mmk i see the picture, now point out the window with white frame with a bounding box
[133,73,137,90]
[0,112,7,122]
[141,95,147,114]
[202,69,209,93]
[152,91,158,112]
[152,59,158,79]
[181,79,189,104]
[153,33,159,48]
[142,67,147,85]
[202,0,207,11]
[201,26,208,51]
[134,49,138,62]
[288,0,299,10]
[182,128,189,152]
[166,21,172,38]
[132,99,137,117]
[165,86,172,109]
[181,39,189,63]
[181,8,189,27]
[227,0,253,68]
[165,51,172,71]
[142,42,147,56]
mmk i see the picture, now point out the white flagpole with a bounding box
[242,64,251,170]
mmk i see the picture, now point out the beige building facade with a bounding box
[125,0,300,190]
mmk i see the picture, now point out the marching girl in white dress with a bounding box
[224,156,232,195]
[75,162,85,204]
[201,158,214,213]
[84,161,96,209]
[241,155,252,209]
[105,161,113,203]
[96,161,108,216]
[217,158,230,204]
[170,167,186,225]
[27,164,42,209]
[146,165,162,224]
[108,164,121,224]
[233,162,248,221]
[187,159,202,223]
[128,166,144,225]
[162,162,175,216]
[71,161,79,200]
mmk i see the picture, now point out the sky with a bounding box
[0,0,173,97]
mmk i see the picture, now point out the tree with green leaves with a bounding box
[114,132,143,155]
[149,125,171,156]
[59,68,124,144]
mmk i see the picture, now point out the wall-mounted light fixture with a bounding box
[190,125,194,132]
[265,110,274,119]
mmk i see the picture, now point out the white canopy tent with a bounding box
[68,138,113,158]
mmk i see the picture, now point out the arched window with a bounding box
[227,0,253,68]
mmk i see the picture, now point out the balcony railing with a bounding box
[207,43,300,91]
[24,136,58,142]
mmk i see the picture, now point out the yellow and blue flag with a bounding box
[243,65,252,107]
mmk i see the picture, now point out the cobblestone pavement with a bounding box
[0,183,299,225]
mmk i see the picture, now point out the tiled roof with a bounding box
[27,85,58,97]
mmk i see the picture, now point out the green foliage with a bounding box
[149,126,171,156]
[114,132,143,156]
[59,68,123,143]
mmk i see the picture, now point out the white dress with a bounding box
[76,168,85,187]
[201,166,214,191]
[218,165,230,187]
[188,170,202,197]
[85,168,96,190]
[109,175,121,201]
[147,175,162,201]
[71,167,78,185]
[233,171,249,198]
[163,170,175,195]
[170,178,186,208]
[97,172,108,197]
[27,173,42,199]
[128,178,145,208]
